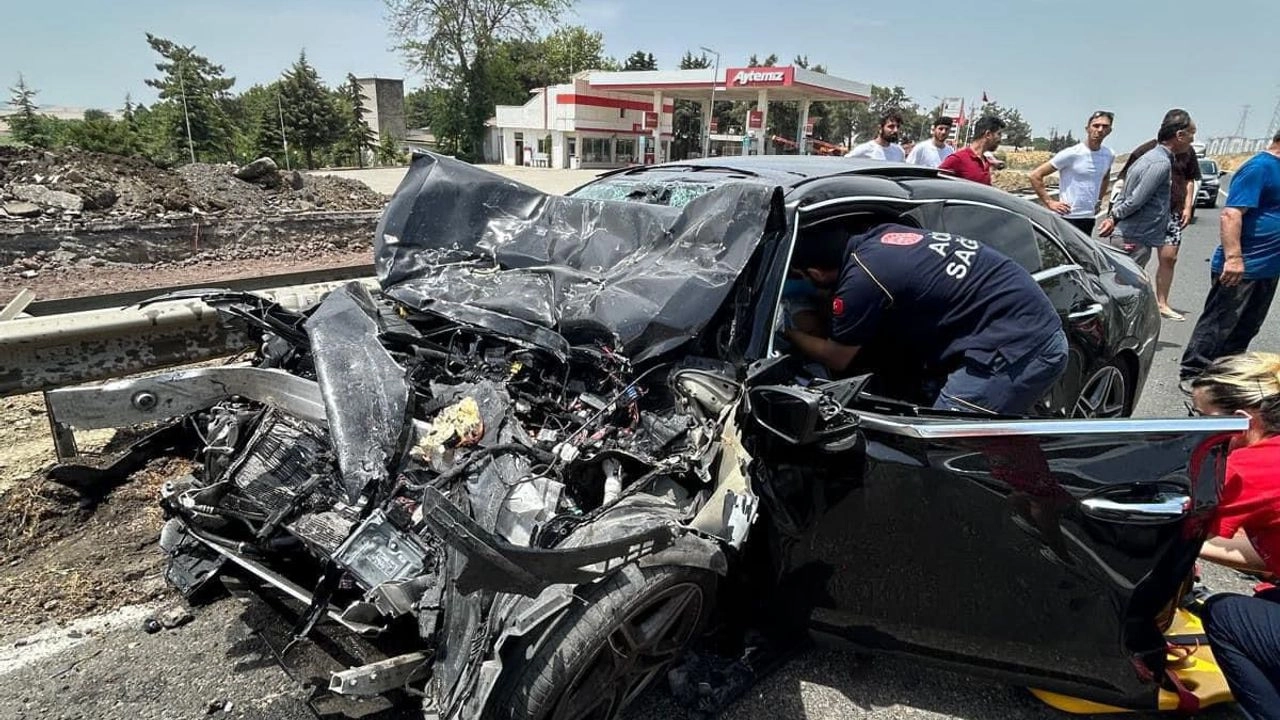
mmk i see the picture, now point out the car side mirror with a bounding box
[747,385,823,444]
[1219,170,1228,177]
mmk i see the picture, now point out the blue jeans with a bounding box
[933,330,1068,415]
[1204,588,1280,720]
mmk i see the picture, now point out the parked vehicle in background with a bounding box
[1197,158,1225,208]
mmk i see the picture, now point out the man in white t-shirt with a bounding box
[845,112,906,162]
[1028,111,1116,235]
[906,116,956,168]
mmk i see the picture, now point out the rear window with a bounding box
[569,179,717,208]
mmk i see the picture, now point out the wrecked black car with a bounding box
[47,153,1246,717]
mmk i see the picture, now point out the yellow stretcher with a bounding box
[1031,609,1236,714]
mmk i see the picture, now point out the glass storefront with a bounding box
[582,137,611,164]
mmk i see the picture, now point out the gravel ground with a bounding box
[0,175,1272,720]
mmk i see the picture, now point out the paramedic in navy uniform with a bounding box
[782,223,1068,415]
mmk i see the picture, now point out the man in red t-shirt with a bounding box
[939,115,1007,185]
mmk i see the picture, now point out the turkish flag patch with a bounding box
[881,232,924,246]
[831,297,845,316]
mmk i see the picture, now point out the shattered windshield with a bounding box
[569,178,718,208]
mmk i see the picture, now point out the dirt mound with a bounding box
[0,147,386,224]
[0,456,190,625]
[1001,150,1052,170]
[1212,153,1254,172]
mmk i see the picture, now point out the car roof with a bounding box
[594,155,939,187]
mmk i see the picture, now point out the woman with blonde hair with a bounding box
[1187,351,1280,719]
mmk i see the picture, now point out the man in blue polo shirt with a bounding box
[1179,131,1280,384]
[782,223,1067,415]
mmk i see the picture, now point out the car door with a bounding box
[907,201,1114,417]
[745,385,1243,710]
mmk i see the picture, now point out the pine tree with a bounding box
[341,74,377,168]
[279,51,341,169]
[7,74,51,147]
[622,51,658,71]
[143,34,238,163]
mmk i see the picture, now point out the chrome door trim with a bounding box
[855,412,1247,439]
[797,195,1076,266]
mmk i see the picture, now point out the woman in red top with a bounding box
[1189,352,1280,720]
[1190,352,1280,577]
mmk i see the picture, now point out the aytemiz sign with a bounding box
[643,111,659,129]
[747,110,764,130]
[727,66,795,87]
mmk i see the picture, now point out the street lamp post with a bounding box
[699,46,720,159]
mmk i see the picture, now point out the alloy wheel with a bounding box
[1072,365,1128,418]
[550,582,706,720]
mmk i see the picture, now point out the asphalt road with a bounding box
[3,178,1275,720]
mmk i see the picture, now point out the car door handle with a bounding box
[1080,494,1189,520]
[1068,303,1104,320]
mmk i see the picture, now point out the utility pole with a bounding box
[699,47,721,159]
[1234,104,1252,138]
[177,58,196,165]
[277,90,292,172]
[1267,92,1280,141]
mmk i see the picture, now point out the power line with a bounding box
[1267,92,1280,140]
[1234,104,1251,138]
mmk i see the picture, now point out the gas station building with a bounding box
[492,66,871,169]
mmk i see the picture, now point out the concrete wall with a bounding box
[357,78,406,143]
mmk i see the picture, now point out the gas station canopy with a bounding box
[584,66,871,102]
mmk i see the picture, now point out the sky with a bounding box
[3,0,1278,150]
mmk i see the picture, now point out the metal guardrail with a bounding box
[0,276,376,398]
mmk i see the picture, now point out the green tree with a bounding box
[404,87,433,129]
[66,109,139,155]
[671,50,711,159]
[143,33,238,163]
[340,74,377,167]
[7,74,51,147]
[985,102,1033,148]
[279,51,341,168]
[622,51,658,71]
[542,26,614,81]
[385,0,572,161]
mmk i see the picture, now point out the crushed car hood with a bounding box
[374,153,784,363]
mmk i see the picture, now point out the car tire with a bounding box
[484,564,717,720]
[1071,360,1132,419]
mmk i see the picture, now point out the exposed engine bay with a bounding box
[123,280,753,716]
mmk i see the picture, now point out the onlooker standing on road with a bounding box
[1116,109,1203,320]
[906,117,956,168]
[845,113,906,162]
[1179,131,1280,386]
[1028,111,1116,236]
[1098,111,1196,320]
[939,115,1006,185]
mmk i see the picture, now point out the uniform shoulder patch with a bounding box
[831,297,845,316]
[880,232,924,246]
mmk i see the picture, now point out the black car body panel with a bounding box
[45,152,1237,718]
[572,156,1160,418]
[375,154,787,364]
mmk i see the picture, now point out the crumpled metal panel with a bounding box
[304,282,414,503]
[375,153,782,363]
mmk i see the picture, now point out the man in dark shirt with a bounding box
[1115,109,1203,320]
[782,223,1068,415]
[939,115,1006,185]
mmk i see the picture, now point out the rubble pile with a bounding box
[0,147,387,223]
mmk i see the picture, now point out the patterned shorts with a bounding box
[1163,212,1182,247]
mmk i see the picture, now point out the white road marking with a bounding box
[0,602,158,676]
